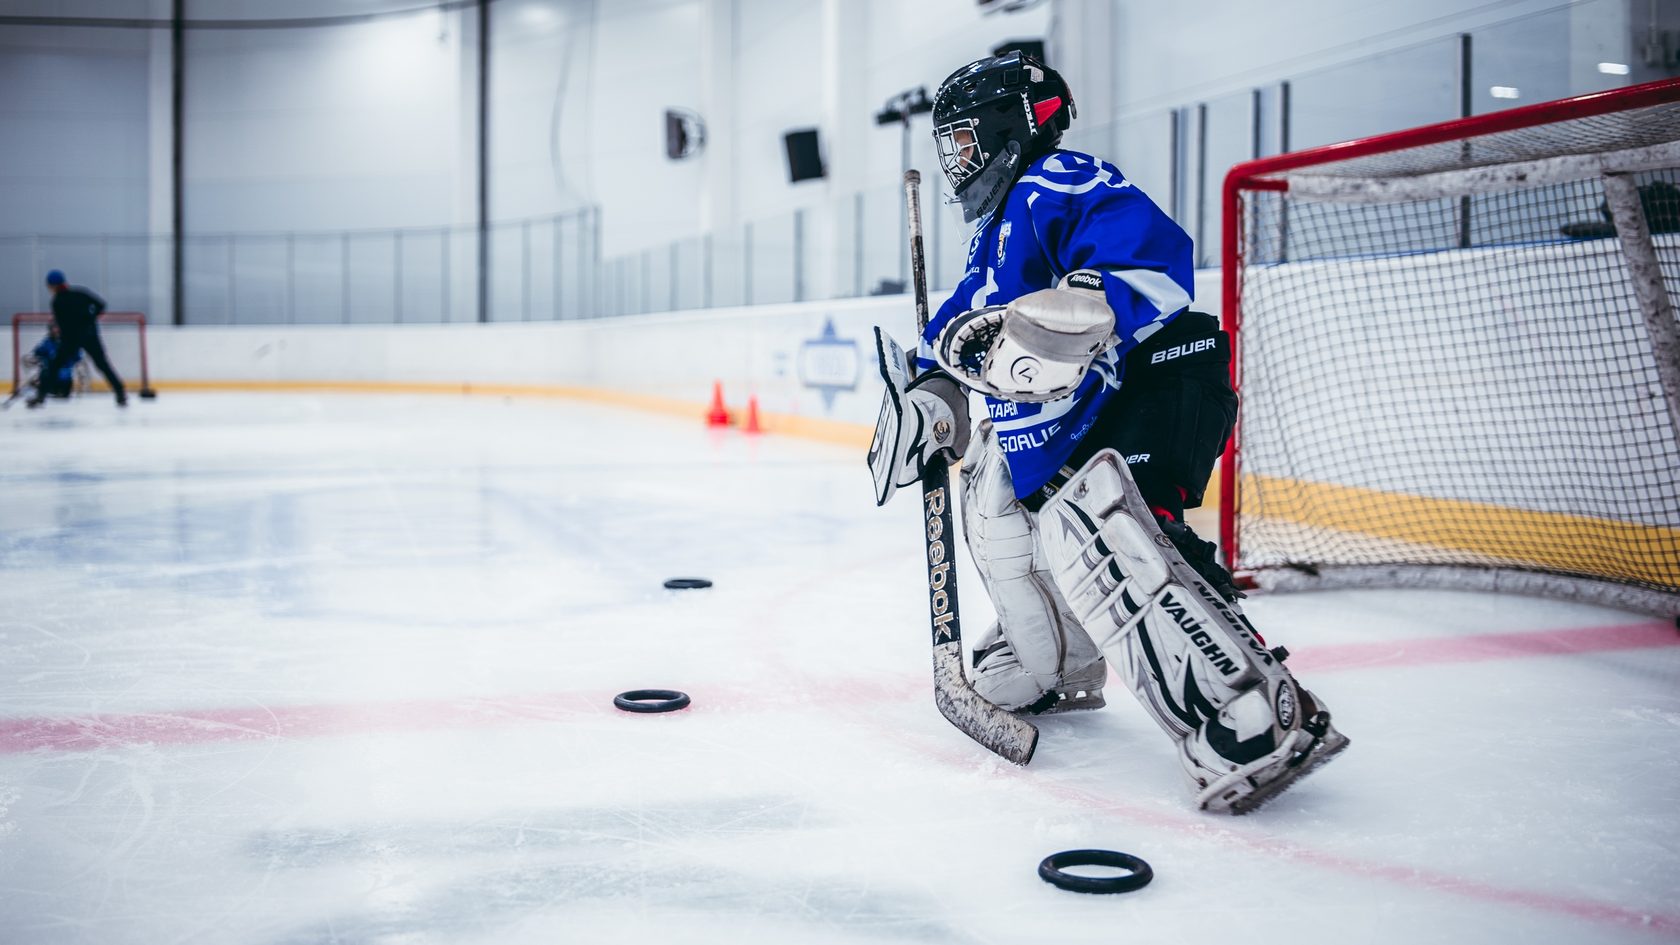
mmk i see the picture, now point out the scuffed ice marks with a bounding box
[247,796,969,944]
[263,862,964,945]
[0,779,18,841]
[245,796,813,866]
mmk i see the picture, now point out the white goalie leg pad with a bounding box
[959,422,1105,713]
[1039,449,1348,811]
[867,327,971,507]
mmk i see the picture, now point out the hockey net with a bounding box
[10,311,156,400]
[1220,78,1680,617]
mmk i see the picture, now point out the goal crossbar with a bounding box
[10,311,155,398]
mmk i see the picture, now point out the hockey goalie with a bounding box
[868,51,1348,814]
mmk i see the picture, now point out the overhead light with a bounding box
[1490,86,1520,99]
[1598,62,1631,75]
[519,3,559,28]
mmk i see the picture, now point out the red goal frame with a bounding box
[1217,76,1680,580]
[10,311,155,398]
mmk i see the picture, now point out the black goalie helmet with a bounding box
[932,51,1075,223]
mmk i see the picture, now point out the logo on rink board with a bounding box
[925,486,957,644]
[797,317,861,411]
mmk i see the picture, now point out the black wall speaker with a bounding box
[665,109,705,160]
[783,129,825,183]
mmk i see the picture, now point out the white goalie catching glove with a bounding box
[933,270,1119,402]
[867,327,971,507]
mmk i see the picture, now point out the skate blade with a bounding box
[1202,727,1351,816]
[1036,690,1106,715]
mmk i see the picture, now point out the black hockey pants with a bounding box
[1024,311,1236,522]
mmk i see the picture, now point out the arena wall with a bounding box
[11,270,1224,448]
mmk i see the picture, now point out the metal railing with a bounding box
[590,173,984,318]
[0,207,601,327]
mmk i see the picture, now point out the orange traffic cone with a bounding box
[744,395,763,435]
[706,381,730,427]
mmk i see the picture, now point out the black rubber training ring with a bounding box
[1038,849,1153,894]
[663,578,713,590]
[613,689,692,713]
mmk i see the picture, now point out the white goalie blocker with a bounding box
[1038,450,1349,813]
[867,328,971,506]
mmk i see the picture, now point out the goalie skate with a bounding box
[970,621,1108,715]
[1038,449,1349,813]
[1184,687,1349,814]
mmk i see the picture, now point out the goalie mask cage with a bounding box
[1220,78,1680,618]
[10,311,155,400]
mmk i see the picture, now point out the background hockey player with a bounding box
[868,52,1348,813]
[29,321,81,400]
[28,269,126,409]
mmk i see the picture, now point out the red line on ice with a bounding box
[860,690,1680,937]
[1024,775,1680,936]
[1284,620,1679,674]
[0,621,1674,756]
[0,691,619,755]
[2,553,1676,937]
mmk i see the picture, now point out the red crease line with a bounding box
[1286,620,1679,674]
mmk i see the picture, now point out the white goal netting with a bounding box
[1225,84,1680,615]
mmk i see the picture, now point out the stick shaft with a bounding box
[903,171,959,649]
[907,170,960,645]
[905,170,931,333]
[900,170,1037,763]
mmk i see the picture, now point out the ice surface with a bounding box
[1,393,1677,944]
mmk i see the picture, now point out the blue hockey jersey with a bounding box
[32,336,79,385]
[918,149,1195,499]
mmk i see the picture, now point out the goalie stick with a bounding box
[902,169,1039,765]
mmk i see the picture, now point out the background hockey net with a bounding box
[1220,79,1680,617]
[10,311,155,399]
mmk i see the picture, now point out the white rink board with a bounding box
[7,273,1227,431]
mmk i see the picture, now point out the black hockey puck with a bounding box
[662,577,712,590]
[613,689,691,713]
[1038,849,1153,894]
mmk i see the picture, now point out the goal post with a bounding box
[1220,78,1680,618]
[10,311,157,400]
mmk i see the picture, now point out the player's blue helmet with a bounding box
[932,51,1075,223]
[44,269,66,287]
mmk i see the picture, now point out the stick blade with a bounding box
[932,642,1038,765]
